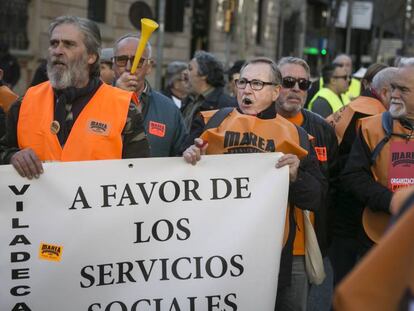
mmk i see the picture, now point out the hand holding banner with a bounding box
[0,153,289,310]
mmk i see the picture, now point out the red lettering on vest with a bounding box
[314,146,327,162]
[149,121,166,137]
[388,141,414,191]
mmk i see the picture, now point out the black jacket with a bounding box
[341,128,394,214]
[333,89,383,239]
[180,87,237,140]
[301,109,339,254]
[339,127,394,248]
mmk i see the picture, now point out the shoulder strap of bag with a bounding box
[203,107,234,131]
[370,111,393,164]
[297,125,311,151]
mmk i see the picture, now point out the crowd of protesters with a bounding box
[0,15,413,311]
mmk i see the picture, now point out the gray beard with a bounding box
[276,99,302,116]
[47,55,89,89]
[389,103,407,119]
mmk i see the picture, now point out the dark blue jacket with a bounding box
[141,87,187,157]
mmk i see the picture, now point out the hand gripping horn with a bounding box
[130,18,159,74]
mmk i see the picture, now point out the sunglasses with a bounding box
[282,77,311,91]
[112,55,149,68]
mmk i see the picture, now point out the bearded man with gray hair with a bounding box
[0,16,149,179]
[341,62,414,256]
[327,65,398,285]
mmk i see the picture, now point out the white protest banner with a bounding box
[0,153,289,311]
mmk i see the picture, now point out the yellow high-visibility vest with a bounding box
[308,87,345,113]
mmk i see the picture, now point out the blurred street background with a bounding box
[1,0,413,94]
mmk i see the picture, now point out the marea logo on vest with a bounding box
[224,131,275,153]
[391,151,414,167]
[39,243,63,262]
[87,119,111,136]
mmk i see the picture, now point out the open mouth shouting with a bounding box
[242,97,253,106]
[239,96,260,116]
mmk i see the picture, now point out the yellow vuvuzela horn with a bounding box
[130,18,159,74]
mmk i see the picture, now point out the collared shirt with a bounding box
[171,95,182,108]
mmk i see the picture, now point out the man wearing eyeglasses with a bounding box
[112,34,187,157]
[306,54,361,108]
[333,54,361,102]
[275,57,338,310]
[309,64,350,118]
[182,57,327,311]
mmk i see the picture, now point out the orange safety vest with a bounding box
[326,96,386,144]
[200,109,310,254]
[359,113,414,243]
[201,109,307,158]
[18,82,132,161]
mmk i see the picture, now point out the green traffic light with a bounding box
[321,49,327,55]
[303,47,319,55]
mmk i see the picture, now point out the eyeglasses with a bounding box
[282,77,311,91]
[112,55,149,68]
[235,78,277,91]
[333,75,351,81]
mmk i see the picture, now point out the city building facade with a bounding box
[0,0,285,94]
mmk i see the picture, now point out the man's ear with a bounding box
[272,85,281,102]
[88,53,98,65]
[145,59,154,75]
[379,87,390,108]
